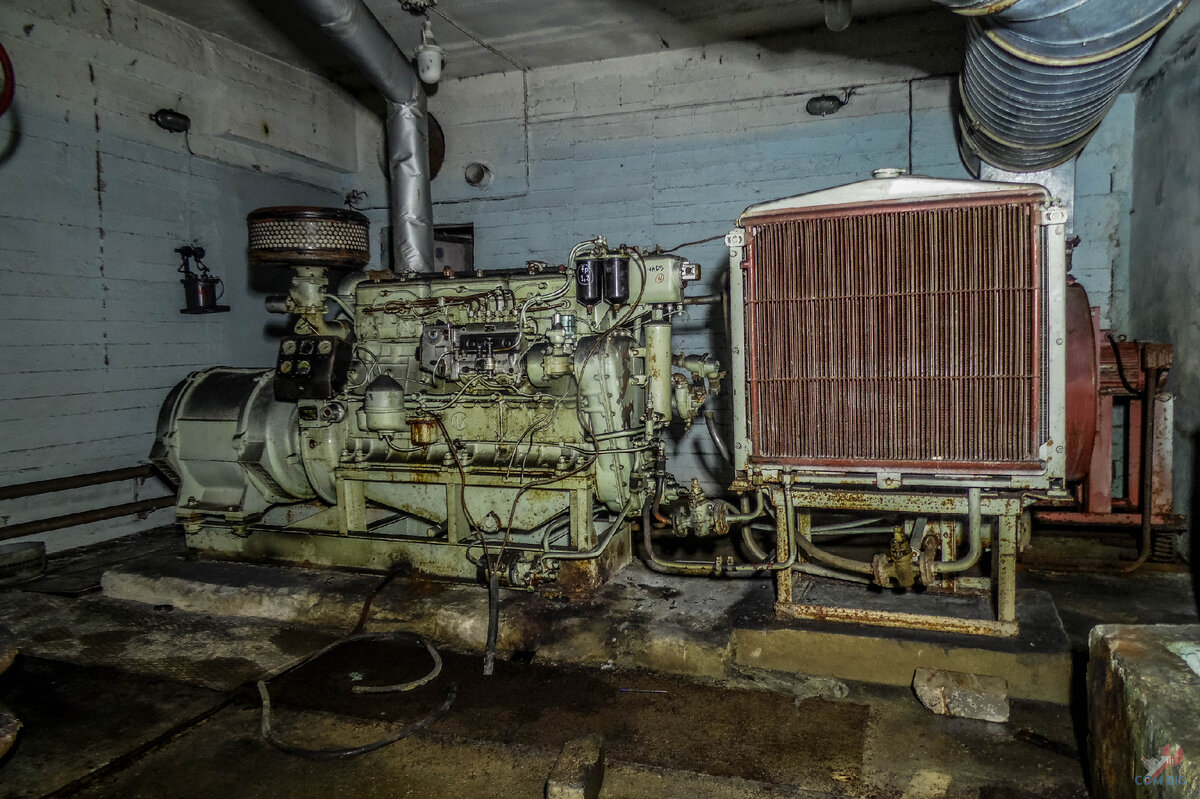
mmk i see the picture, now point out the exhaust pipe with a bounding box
[292,0,434,273]
[935,0,1189,171]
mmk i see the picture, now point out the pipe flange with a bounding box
[870,553,892,587]
[918,538,939,586]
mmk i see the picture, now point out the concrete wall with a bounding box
[1129,18,1200,554]
[0,0,381,551]
[426,10,1137,490]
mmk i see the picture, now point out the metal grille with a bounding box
[743,197,1043,470]
[248,217,369,254]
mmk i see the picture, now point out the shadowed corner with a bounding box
[1189,428,1199,618]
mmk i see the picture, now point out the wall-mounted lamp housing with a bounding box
[150,108,191,133]
[806,93,848,117]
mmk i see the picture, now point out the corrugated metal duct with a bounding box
[935,0,1190,171]
[292,0,435,273]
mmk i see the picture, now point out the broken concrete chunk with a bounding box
[913,667,1010,723]
[546,734,605,799]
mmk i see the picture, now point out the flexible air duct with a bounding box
[292,0,434,273]
[935,0,1189,171]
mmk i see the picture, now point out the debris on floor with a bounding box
[912,668,1010,723]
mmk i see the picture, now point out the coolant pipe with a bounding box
[723,489,764,524]
[641,490,795,576]
[794,527,875,577]
[933,487,983,575]
[796,563,873,586]
[291,0,433,273]
[704,411,733,467]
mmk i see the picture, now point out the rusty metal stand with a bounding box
[775,490,1026,637]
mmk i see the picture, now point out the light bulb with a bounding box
[415,20,445,84]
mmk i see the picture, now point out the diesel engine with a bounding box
[151,206,723,591]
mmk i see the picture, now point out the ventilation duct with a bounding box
[935,0,1189,172]
[292,0,434,273]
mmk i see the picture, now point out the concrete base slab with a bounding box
[734,584,1072,704]
[99,553,1072,704]
[1089,624,1200,798]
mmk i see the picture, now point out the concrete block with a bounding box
[733,588,1072,704]
[1088,624,1200,798]
[546,734,605,799]
[913,667,1010,723]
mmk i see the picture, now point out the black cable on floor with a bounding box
[483,571,499,676]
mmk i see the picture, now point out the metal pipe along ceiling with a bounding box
[935,0,1190,172]
[291,0,434,273]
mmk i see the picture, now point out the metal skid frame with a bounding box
[183,467,632,590]
[774,489,1029,637]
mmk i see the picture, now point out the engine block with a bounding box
[152,220,713,592]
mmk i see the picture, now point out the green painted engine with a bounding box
[152,207,722,591]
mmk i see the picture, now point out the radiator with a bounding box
[731,177,1065,484]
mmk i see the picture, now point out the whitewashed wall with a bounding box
[427,11,1136,490]
[1130,7,1200,546]
[0,0,382,550]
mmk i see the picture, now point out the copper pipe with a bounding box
[0,465,154,501]
[0,496,175,542]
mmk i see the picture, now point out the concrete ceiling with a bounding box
[137,0,939,82]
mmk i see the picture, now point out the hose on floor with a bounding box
[256,631,455,760]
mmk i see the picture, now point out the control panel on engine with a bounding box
[275,335,352,401]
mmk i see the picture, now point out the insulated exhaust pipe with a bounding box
[291,0,434,273]
[935,0,1189,171]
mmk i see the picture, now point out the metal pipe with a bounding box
[704,410,733,467]
[933,487,984,575]
[0,496,176,542]
[291,0,433,273]
[641,490,795,576]
[1122,367,1159,573]
[0,465,154,501]
[934,0,1188,171]
[723,490,764,524]
[793,523,875,576]
[795,563,873,585]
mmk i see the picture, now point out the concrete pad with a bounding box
[1088,624,1200,798]
[546,734,605,799]
[0,592,340,690]
[99,553,1071,703]
[733,587,1072,704]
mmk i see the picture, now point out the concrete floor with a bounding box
[0,528,1196,799]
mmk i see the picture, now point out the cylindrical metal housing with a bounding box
[645,322,673,421]
[150,368,316,515]
[602,255,630,305]
[247,207,370,269]
[575,258,603,307]
[363,374,406,432]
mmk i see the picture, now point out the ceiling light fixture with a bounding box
[824,0,853,32]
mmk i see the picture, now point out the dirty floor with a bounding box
[0,528,1196,799]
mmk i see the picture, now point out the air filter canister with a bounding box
[247,206,370,269]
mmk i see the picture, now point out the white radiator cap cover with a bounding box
[738,172,1049,222]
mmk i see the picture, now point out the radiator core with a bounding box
[742,192,1046,472]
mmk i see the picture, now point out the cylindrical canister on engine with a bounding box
[602,255,630,305]
[644,322,673,420]
[575,258,603,307]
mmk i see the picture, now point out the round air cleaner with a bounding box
[247,206,370,269]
